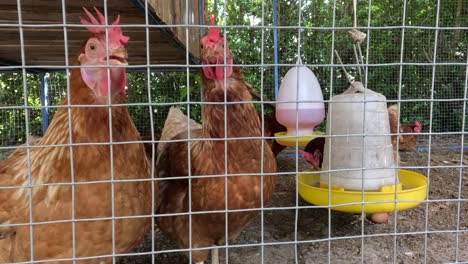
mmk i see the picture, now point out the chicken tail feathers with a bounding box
[157,107,202,157]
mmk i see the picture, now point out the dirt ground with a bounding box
[1,135,467,263]
[117,135,468,264]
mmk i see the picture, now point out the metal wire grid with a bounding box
[0,73,29,146]
[0,0,466,263]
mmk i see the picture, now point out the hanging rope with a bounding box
[334,50,355,85]
[353,0,357,29]
[348,0,366,43]
[346,0,367,81]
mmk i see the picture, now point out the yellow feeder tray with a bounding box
[274,131,325,147]
[298,169,427,213]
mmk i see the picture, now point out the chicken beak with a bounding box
[78,53,85,63]
[108,47,128,66]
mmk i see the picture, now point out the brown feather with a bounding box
[0,64,153,262]
[388,104,421,152]
[156,68,277,263]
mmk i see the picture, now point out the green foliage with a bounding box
[0,73,42,145]
[126,71,201,136]
[209,0,466,132]
[0,0,466,146]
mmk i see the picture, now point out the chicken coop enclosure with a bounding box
[0,0,467,263]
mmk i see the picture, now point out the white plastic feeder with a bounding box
[320,82,397,191]
[276,58,325,136]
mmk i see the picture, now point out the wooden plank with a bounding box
[0,27,171,39]
[0,11,154,25]
[0,0,131,9]
[0,43,188,65]
[22,58,189,66]
[0,26,158,34]
[0,30,170,50]
[0,0,201,68]
[0,0,141,23]
[0,45,184,55]
[148,0,202,58]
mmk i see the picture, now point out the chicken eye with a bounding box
[89,43,97,51]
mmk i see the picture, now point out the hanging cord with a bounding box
[348,0,366,81]
[334,50,355,85]
[348,0,366,43]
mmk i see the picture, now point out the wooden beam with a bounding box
[130,0,199,63]
[0,0,202,71]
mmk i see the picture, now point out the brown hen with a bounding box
[155,15,277,264]
[0,8,152,263]
[387,104,422,152]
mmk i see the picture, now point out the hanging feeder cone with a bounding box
[321,81,397,191]
[274,58,325,147]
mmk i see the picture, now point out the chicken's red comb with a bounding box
[207,13,221,41]
[80,7,129,44]
[414,121,422,133]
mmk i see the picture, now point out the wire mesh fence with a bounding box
[0,0,467,263]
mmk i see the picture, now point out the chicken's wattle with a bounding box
[200,13,233,81]
[80,66,126,97]
[202,57,233,80]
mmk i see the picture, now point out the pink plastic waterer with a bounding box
[276,59,325,136]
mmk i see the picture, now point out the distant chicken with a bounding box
[0,8,152,263]
[387,104,422,151]
[155,15,277,264]
[299,137,325,170]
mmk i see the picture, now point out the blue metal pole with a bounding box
[39,72,49,134]
[272,0,279,100]
[199,0,204,37]
[199,0,204,105]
